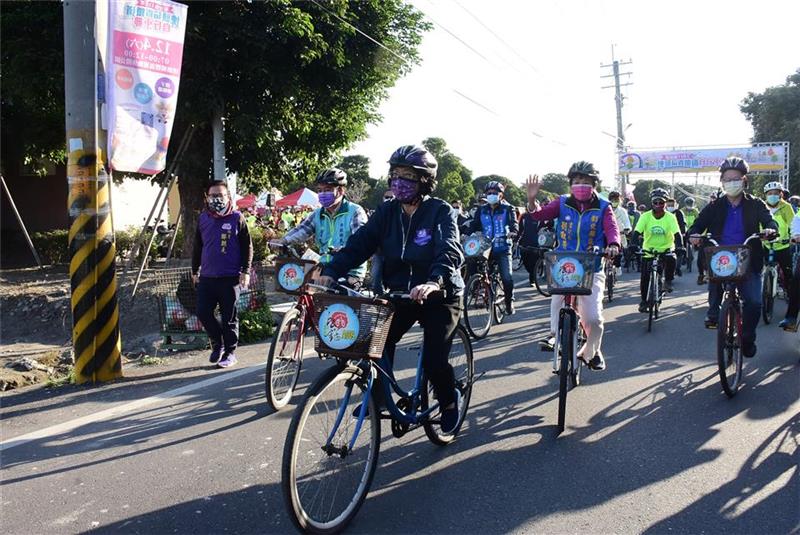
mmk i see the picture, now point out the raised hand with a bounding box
[525,174,541,205]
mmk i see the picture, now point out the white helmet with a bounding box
[763,181,783,193]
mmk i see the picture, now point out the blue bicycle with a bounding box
[281,288,475,533]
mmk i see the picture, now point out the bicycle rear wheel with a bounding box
[492,276,506,324]
[423,326,475,445]
[463,274,493,339]
[266,306,305,411]
[282,364,380,534]
[717,299,743,398]
[647,275,656,332]
[534,257,551,297]
[557,312,574,434]
[762,270,774,324]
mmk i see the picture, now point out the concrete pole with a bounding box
[212,104,226,181]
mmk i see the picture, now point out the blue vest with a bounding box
[555,195,609,272]
[479,203,513,253]
[314,199,366,277]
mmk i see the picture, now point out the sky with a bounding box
[346,0,799,189]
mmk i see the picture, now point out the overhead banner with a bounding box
[619,145,787,174]
[106,0,188,175]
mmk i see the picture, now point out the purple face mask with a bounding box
[318,191,337,208]
[390,178,420,203]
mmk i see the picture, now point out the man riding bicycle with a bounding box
[762,182,797,330]
[525,162,621,371]
[276,168,368,286]
[469,181,519,315]
[687,157,777,358]
[632,188,682,312]
[608,191,632,275]
[317,144,465,433]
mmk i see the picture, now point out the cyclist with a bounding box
[608,191,632,275]
[782,211,800,330]
[665,197,687,276]
[469,181,519,314]
[317,144,465,433]
[763,182,796,329]
[683,198,705,283]
[276,168,368,286]
[687,157,777,358]
[632,188,682,312]
[525,162,621,371]
[519,203,554,286]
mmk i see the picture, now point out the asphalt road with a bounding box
[2,268,798,534]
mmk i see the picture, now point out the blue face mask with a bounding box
[766,194,780,206]
[486,194,500,205]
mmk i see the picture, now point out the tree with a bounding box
[437,171,475,205]
[740,69,800,193]
[541,173,569,195]
[345,179,372,204]
[338,155,372,185]
[422,137,472,185]
[631,179,672,206]
[473,175,526,207]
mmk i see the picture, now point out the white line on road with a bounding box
[0,362,265,453]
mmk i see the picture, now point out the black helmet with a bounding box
[719,157,749,176]
[388,145,438,179]
[484,180,505,193]
[626,200,636,209]
[650,188,668,201]
[567,160,599,181]
[608,190,621,199]
[315,168,348,186]
[684,197,695,206]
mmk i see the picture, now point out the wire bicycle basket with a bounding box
[311,292,394,360]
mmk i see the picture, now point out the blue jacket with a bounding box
[469,201,519,254]
[322,197,465,297]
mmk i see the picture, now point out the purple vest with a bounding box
[198,211,242,277]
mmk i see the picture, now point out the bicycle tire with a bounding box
[265,306,305,411]
[492,276,506,325]
[463,274,493,339]
[282,364,380,534]
[423,326,475,445]
[685,246,694,273]
[655,273,662,320]
[557,312,574,434]
[647,274,656,332]
[512,246,522,271]
[606,267,614,302]
[570,325,584,388]
[717,299,743,398]
[534,257,551,297]
[762,270,774,324]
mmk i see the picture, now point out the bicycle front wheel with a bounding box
[492,276,506,325]
[606,268,614,302]
[282,364,380,534]
[557,312,574,434]
[534,257,551,297]
[463,274,493,339]
[717,299,743,398]
[647,275,656,332]
[423,325,475,445]
[762,270,774,324]
[266,306,305,411]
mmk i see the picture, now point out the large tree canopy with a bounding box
[740,69,800,193]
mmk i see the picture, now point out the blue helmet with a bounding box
[388,145,438,179]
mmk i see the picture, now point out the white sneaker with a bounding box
[615,267,622,276]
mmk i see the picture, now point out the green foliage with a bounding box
[437,171,475,204]
[239,303,275,343]
[139,355,166,366]
[473,175,526,207]
[541,173,569,195]
[338,155,373,184]
[31,230,69,265]
[740,69,800,193]
[632,179,673,207]
[363,178,389,209]
[250,227,268,262]
[423,137,472,186]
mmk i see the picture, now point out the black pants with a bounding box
[640,254,676,301]
[696,245,706,276]
[382,297,461,408]
[773,247,798,318]
[521,248,541,283]
[196,276,240,352]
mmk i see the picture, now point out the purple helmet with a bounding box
[388,145,438,179]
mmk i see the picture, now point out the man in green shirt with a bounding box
[632,188,683,312]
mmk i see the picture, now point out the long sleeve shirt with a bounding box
[528,196,621,247]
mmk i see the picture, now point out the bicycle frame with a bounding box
[552,295,579,373]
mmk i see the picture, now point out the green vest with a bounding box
[765,200,793,251]
[314,199,366,277]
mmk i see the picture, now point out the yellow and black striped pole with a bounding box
[64,0,122,383]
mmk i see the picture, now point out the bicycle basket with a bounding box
[704,246,750,282]
[544,251,596,295]
[538,229,556,248]
[274,257,318,295]
[463,234,491,260]
[311,293,394,360]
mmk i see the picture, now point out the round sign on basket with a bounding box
[464,237,481,256]
[551,257,585,288]
[278,263,305,291]
[710,251,738,278]
[319,303,360,350]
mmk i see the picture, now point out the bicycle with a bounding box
[461,234,507,339]
[604,254,616,303]
[542,248,603,434]
[683,236,695,273]
[511,240,523,271]
[281,288,475,533]
[761,238,791,324]
[528,229,555,297]
[636,249,674,333]
[694,233,767,397]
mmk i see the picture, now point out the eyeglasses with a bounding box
[208,193,227,199]
[389,170,418,181]
[383,196,394,200]
[652,200,665,205]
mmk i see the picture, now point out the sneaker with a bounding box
[588,353,606,371]
[217,352,238,368]
[697,274,705,286]
[540,336,556,352]
[208,346,223,364]
[665,280,674,293]
[638,301,648,313]
[743,342,757,358]
[704,317,717,329]
[779,317,798,332]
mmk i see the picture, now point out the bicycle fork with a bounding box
[323,367,375,458]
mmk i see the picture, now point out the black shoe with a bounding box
[665,280,674,293]
[440,406,459,434]
[743,342,757,358]
[704,317,717,329]
[506,301,515,315]
[676,268,683,277]
[638,301,648,313]
[697,274,705,285]
[208,345,223,364]
[588,353,606,371]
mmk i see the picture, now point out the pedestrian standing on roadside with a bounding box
[191,180,254,368]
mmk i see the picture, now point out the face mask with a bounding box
[390,177,420,203]
[208,197,228,214]
[486,194,500,205]
[318,191,338,208]
[571,184,593,201]
[722,180,744,198]
[666,206,676,213]
[766,194,780,206]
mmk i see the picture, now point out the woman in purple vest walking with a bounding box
[191,181,254,368]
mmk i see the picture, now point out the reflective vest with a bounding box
[765,200,794,251]
[314,199,366,277]
[555,195,609,272]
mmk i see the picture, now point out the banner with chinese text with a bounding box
[619,145,787,174]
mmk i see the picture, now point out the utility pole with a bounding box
[212,104,227,181]
[601,45,633,197]
[63,1,123,383]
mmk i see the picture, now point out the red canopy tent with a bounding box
[235,194,257,209]
[275,187,319,208]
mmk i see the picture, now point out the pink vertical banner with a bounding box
[106,0,188,175]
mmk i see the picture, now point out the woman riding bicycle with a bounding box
[317,144,465,433]
[525,161,621,371]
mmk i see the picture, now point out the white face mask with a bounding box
[722,180,744,198]
[486,194,500,205]
[666,206,676,213]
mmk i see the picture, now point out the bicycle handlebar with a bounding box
[689,232,772,247]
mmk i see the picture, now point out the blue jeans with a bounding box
[707,271,762,345]
[491,250,514,305]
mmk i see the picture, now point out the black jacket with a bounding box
[687,193,777,273]
[322,196,465,296]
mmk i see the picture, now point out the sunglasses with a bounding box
[652,200,665,205]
